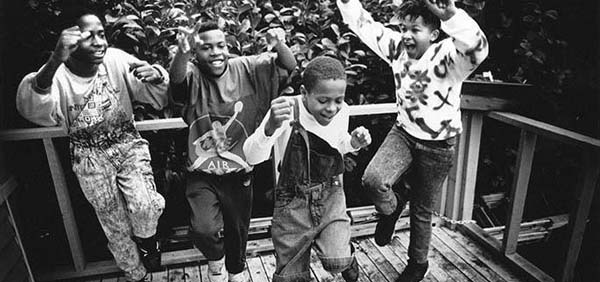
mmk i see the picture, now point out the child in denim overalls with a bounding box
[16,9,168,282]
[337,0,489,281]
[244,57,372,282]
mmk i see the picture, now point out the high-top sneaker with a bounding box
[341,256,359,282]
[133,235,162,271]
[374,192,407,246]
[208,257,228,282]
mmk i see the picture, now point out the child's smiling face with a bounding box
[71,14,108,65]
[400,15,439,59]
[195,29,229,76]
[302,79,346,126]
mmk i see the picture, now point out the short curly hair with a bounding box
[302,56,346,92]
[396,0,441,31]
[196,21,221,34]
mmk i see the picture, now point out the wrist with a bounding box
[151,66,165,84]
[440,7,458,21]
[264,125,275,137]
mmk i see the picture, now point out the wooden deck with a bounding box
[82,226,528,282]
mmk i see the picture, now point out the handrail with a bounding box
[488,111,600,149]
[457,110,600,282]
[0,103,399,142]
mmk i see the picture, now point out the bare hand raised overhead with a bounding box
[424,0,457,21]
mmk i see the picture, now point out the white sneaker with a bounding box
[208,258,228,282]
[228,271,249,282]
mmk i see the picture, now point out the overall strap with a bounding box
[290,97,311,185]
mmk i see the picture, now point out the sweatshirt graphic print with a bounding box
[338,0,488,140]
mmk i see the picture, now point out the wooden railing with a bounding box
[452,112,600,282]
[1,85,598,282]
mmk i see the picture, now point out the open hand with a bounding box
[129,60,163,83]
[424,0,457,21]
[350,126,371,149]
[265,96,294,136]
[177,24,202,53]
[53,26,91,62]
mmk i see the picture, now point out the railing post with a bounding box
[443,111,484,224]
[459,111,484,220]
[43,138,86,271]
[444,114,469,225]
[558,150,600,282]
[503,129,537,255]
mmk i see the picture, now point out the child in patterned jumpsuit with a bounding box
[16,8,168,282]
[244,56,372,282]
[337,0,489,281]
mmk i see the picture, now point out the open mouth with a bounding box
[91,50,106,58]
[209,59,225,68]
[320,114,334,122]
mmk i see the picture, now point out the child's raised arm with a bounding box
[243,96,294,165]
[170,25,200,84]
[267,28,296,72]
[337,0,404,65]
[426,0,488,79]
[423,0,457,21]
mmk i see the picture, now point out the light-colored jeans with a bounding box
[362,124,455,263]
[71,135,165,281]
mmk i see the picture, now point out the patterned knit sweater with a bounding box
[338,0,488,140]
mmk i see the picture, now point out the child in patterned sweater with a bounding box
[337,0,488,281]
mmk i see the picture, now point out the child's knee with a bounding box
[190,219,221,239]
[129,191,164,216]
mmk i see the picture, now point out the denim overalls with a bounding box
[271,104,354,282]
[69,66,165,281]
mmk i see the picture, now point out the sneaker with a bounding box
[396,260,429,282]
[374,193,406,246]
[134,235,162,271]
[341,256,359,282]
[208,257,228,282]
[228,270,249,282]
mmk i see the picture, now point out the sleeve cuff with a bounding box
[337,0,363,20]
[32,77,51,94]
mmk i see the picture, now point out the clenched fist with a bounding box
[350,126,371,149]
[265,96,294,136]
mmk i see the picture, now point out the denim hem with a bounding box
[320,255,354,273]
[272,270,312,282]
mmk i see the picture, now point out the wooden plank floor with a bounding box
[84,226,529,282]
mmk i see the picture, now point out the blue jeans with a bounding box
[362,124,455,263]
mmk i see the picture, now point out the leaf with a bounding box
[263,13,277,23]
[238,3,253,15]
[239,18,251,34]
[544,10,558,20]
